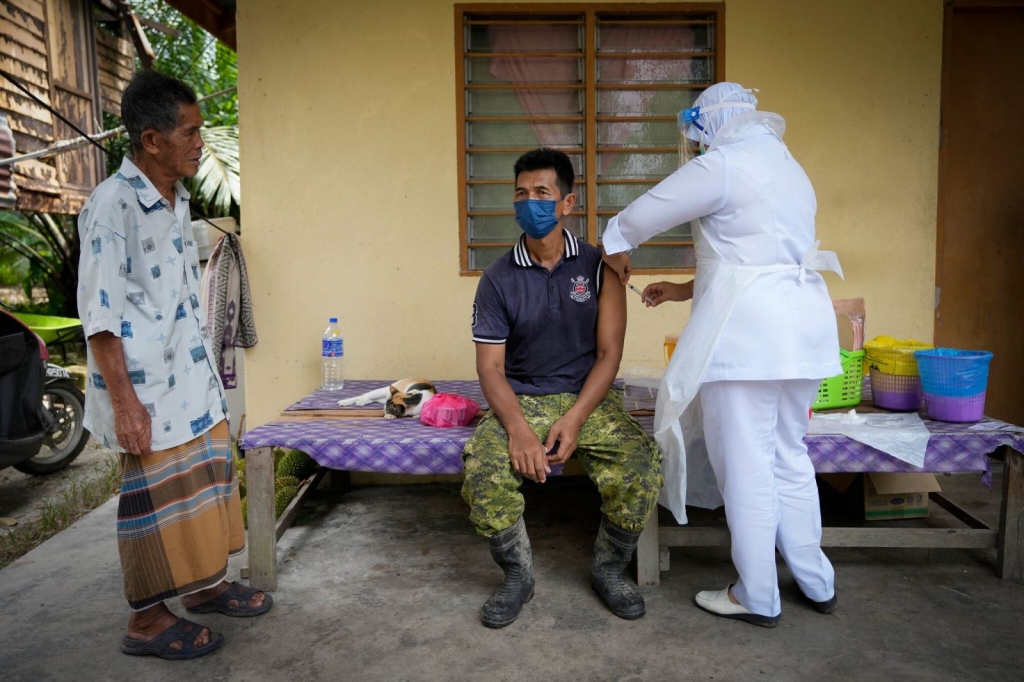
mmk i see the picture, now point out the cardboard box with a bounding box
[863,473,941,521]
[818,473,942,520]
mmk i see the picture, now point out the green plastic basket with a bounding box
[813,349,866,411]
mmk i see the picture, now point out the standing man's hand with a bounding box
[544,414,582,466]
[507,428,551,483]
[113,397,153,456]
[601,246,632,286]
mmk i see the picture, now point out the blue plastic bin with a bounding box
[914,349,993,398]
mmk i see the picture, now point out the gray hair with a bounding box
[121,70,198,152]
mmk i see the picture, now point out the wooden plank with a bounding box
[13,158,59,193]
[997,447,1024,579]
[659,527,730,547]
[2,0,47,39]
[0,51,49,89]
[584,10,597,248]
[0,75,51,103]
[0,96,54,125]
[0,16,47,54]
[14,186,84,213]
[0,35,48,71]
[246,446,278,591]
[5,0,45,17]
[98,70,129,93]
[658,526,999,549]
[278,408,386,421]
[98,57,133,81]
[275,467,327,542]
[96,40,134,66]
[9,117,53,146]
[635,505,661,586]
[929,491,991,530]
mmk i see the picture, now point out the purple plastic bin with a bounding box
[869,369,923,411]
[924,392,986,423]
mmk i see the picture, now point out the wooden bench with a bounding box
[240,381,1024,590]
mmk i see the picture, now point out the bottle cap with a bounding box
[329,317,338,323]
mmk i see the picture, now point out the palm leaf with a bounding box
[192,125,240,216]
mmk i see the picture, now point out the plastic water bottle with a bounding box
[321,317,345,390]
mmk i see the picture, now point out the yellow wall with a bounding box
[237,0,942,427]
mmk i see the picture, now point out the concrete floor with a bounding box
[1,467,1023,682]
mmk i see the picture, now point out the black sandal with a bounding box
[121,617,224,660]
[185,581,274,618]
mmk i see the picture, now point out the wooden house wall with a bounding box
[0,0,135,215]
[95,25,132,115]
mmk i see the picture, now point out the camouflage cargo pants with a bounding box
[461,390,663,536]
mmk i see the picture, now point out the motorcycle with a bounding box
[1,308,90,475]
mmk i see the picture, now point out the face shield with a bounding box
[677,88,759,166]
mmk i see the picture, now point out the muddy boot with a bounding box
[481,517,535,629]
[591,516,645,620]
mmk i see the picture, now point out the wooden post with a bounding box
[635,506,661,587]
[997,447,1024,580]
[246,446,277,591]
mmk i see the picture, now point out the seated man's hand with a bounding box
[641,281,694,307]
[545,414,582,466]
[508,429,551,483]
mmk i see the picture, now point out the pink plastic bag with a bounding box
[420,393,481,427]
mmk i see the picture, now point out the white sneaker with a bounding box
[694,585,780,628]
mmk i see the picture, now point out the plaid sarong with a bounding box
[116,420,244,610]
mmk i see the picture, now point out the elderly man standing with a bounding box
[78,70,270,660]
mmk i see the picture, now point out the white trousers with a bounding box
[700,379,835,617]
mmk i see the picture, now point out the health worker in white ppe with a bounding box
[601,82,843,628]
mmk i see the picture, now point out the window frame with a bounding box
[455,2,726,276]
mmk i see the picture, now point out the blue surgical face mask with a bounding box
[514,199,560,239]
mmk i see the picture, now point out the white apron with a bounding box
[654,222,844,523]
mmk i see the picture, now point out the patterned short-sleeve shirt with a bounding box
[77,157,227,452]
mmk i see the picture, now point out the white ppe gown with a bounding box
[605,110,842,616]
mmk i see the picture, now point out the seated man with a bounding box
[463,148,663,628]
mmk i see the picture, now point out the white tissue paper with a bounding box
[808,410,931,468]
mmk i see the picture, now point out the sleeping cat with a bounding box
[337,379,438,419]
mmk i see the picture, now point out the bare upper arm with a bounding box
[596,263,626,360]
[475,341,506,377]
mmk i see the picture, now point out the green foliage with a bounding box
[0,211,80,316]
[190,125,240,218]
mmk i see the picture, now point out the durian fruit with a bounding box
[275,449,316,480]
[272,444,288,471]
[241,498,248,529]
[237,470,246,499]
[275,475,300,491]
[275,482,299,517]
[235,452,246,476]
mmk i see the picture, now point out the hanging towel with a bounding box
[201,233,257,388]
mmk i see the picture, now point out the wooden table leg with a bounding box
[247,446,278,591]
[997,447,1024,580]
[636,505,661,586]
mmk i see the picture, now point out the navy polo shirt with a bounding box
[472,229,605,396]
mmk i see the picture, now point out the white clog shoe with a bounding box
[694,585,780,628]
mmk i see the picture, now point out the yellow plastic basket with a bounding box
[813,349,866,411]
[864,336,933,376]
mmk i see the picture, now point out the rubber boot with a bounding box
[481,517,534,628]
[591,516,645,619]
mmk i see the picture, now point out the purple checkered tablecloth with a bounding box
[240,402,1024,482]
